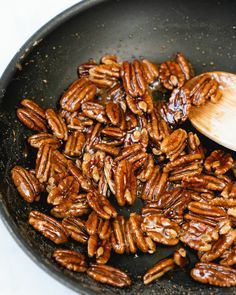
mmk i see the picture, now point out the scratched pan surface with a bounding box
[0,0,236,294]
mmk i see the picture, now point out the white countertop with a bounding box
[0,1,81,294]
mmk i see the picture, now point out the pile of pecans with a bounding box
[11,53,236,288]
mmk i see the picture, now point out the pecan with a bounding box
[115,143,143,162]
[220,245,236,266]
[35,144,52,183]
[111,216,126,254]
[82,102,108,123]
[137,154,154,182]
[82,151,106,183]
[104,156,116,194]
[142,59,159,84]
[210,197,236,207]
[53,249,87,272]
[200,229,236,262]
[11,166,43,203]
[187,201,227,221]
[89,63,120,88]
[160,129,187,161]
[85,211,111,240]
[28,211,68,244]
[121,60,148,97]
[64,131,86,157]
[105,102,122,126]
[77,58,97,77]
[159,62,184,90]
[88,234,111,264]
[106,83,126,103]
[221,182,236,198]
[17,99,47,132]
[101,54,118,64]
[160,88,191,125]
[62,217,88,243]
[187,132,205,158]
[51,194,90,218]
[28,133,60,149]
[60,78,97,112]
[182,174,227,191]
[143,258,174,285]
[188,74,221,106]
[175,52,194,81]
[114,159,137,206]
[142,166,168,202]
[87,192,117,219]
[180,221,219,251]
[191,262,236,287]
[173,248,188,267]
[129,213,156,253]
[141,215,180,245]
[87,264,132,288]
[46,109,68,140]
[204,150,233,175]
[125,91,153,115]
[94,143,120,156]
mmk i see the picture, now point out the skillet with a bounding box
[0,0,236,294]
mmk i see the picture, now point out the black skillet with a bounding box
[0,0,236,294]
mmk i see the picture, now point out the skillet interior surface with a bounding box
[0,0,236,294]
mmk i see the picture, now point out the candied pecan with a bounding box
[115,144,143,162]
[28,133,60,149]
[94,143,120,156]
[187,132,205,158]
[87,264,132,288]
[87,192,117,219]
[221,182,236,198]
[188,201,227,221]
[104,156,115,194]
[85,211,111,240]
[114,159,137,206]
[175,52,194,80]
[129,213,156,253]
[101,54,118,64]
[67,114,94,132]
[142,59,159,84]
[46,109,68,140]
[106,83,126,103]
[173,248,188,267]
[28,211,68,244]
[160,88,191,125]
[121,60,148,97]
[105,102,122,126]
[111,216,126,254]
[204,150,233,175]
[53,249,87,272]
[191,262,236,287]
[188,74,221,106]
[161,129,187,160]
[182,174,227,191]
[77,58,97,77]
[88,234,111,264]
[51,194,90,218]
[17,99,47,132]
[89,63,120,88]
[64,131,86,157]
[60,78,97,112]
[200,229,236,262]
[137,154,154,182]
[210,197,236,207]
[11,166,43,203]
[125,91,153,115]
[141,215,180,246]
[82,102,108,123]
[180,221,219,251]
[62,217,88,243]
[35,144,52,183]
[220,246,236,266]
[143,258,174,285]
[142,166,168,202]
[101,126,125,139]
[82,151,105,183]
[47,176,80,205]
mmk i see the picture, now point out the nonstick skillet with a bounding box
[0,0,236,294]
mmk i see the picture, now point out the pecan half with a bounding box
[85,211,111,240]
[28,133,60,149]
[35,144,52,183]
[87,234,111,264]
[220,246,236,266]
[82,102,108,123]
[204,150,233,175]
[173,248,188,267]
[28,211,68,244]
[221,182,236,198]
[60,78,97,112]
[89,63,120,88]
[182,174,227,191]
[53,249,87,272]
[77,58,97,77]
[137,154,154,182]
[87,264,132,288]
[64,131,86,157]
[46,109,68,140]
[105,102,122,126]
[125,91,153,115]
[142,59,159,84]
[191,262,236,287]
[143,258,174,285]
[62,217,88,243]
[11,166,43,203]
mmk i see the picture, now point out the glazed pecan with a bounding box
[67,114,94,132]
[28,211,68,244]
[77,58,97,77]
[187,132,205,158]
[137,154,154,182]
[94,143,120,156]
[51,194,90,218]
[221,182,236,198]
[46,109,68,140]
[182,174,227,191]
[104,156,115,194]
[180,221,219,251]
[125,91,153,115]
[64,131,86,157]
[160,129,187,161]
[191,262,236,287]
[220,245,236,266]
[11,166,43,203]
[115,144,143,162]
[62,217,88,243]
[141,215,180,246]
[82,102,108,123]
[204,150,233,175]
[28,133,60,150]
[111,216,126,254]
[106,83,126,103]
[17,99,47,132]
[121,60,148,97]
[60,78,97,112]
[53,249,87,272]
[160,88,191,125]
[173,248,188,267]
[87,234,111,264]
[35,144,52,183]
[101,54,118,64]
[85,211,111,240]
[114,159,137,206]
[200,229,236,262]
[210,197,236,208]
[87,192,117,219]
[82,151,106,183]
[105,102,122,126]
[175,52,194,81]
[89,63,120,88]
[87,264,132,288]
[143,258,174,285]
[142,59,159,84]
[187,201,227,221]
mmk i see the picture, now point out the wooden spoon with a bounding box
[187,72,236,151]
